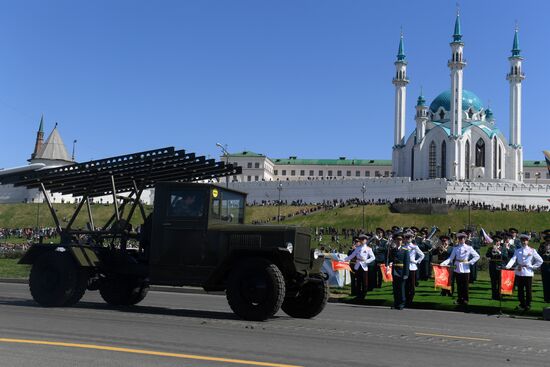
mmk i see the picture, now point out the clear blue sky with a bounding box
[0,0,547,168]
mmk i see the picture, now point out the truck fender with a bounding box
[18,244,101,268]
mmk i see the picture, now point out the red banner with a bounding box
[500,269,515,295]
[380,264,393,282]
[433,265,452,290]
[331,260,351,272]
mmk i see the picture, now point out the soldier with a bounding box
[465,230,480,284]
[373,228,388,288]
[347,237,359,296]
[506,234,543,311]
[537,234,550,303]
[509,228,521,249]
[433,235,453,296]
[386,232,410,310]
[345,234,375,300]
[403,230,425,306]
[485,236,508,300]
[506,234,542,311]
[417,229,433,281]
[441,232,480,308]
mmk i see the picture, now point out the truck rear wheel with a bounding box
[281,278,329,319]
[99,276,149,306]
[29,252,87,307]
[226,258,285,321]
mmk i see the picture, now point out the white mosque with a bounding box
[392,13,525,182]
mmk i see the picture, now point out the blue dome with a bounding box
[429,89,484,113]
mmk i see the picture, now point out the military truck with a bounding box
[2,147,328,321]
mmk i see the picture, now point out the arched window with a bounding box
[465,140,470,180]
[441,141,447,178]
[411,147,415,180]
[468,108,474,119]
[429,141,436,179]
[475,138,485,167]
[493,138,498,178]
[439,109,445,120]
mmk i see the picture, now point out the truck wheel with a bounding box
[29,252,86,307]
[226,258,285,321]
[99,276,149,306]
[281,278,329,319]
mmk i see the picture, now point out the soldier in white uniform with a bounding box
[403,230,424,306]
[345,234,375,300]
[506,234,543,311]
[441,232,480,307]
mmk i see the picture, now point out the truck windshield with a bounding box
[211,189,245,223]
[167,189,205,218]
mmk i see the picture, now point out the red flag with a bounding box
[433,265,452,290]
[500,269,515,295]
[331,260,351,272]
[380,264,393,282]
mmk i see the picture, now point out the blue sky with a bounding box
[0,0,547,168]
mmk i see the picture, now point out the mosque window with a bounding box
[439,110,445,120]
[441,141,447,178]
[465,140,471,180]
[475,138,485,167]
[493,138,498,179]
[429,141,437,179]
[468,108,474,119]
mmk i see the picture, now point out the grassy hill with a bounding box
[1,202,549,234]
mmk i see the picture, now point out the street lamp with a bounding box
[452,161,458,181]
[535,172,541,185]
[361,183,366,230]
[465,182,472,228]
[518,170,523,182]
[216,143,230,188]
[277,183,283,223]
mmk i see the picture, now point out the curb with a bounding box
[0,278,345,302]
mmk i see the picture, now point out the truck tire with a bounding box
[29,252,86,307]
[281,278,329,319]
[226,258,285,321]
[99,276,149,306]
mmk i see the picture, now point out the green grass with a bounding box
[0,259,30,278]
[338,272,547,318]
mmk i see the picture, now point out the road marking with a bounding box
[414,332,491,342]
[0,338,302,367]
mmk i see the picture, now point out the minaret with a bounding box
[31,115,44,160]
[392,31,409,176]
[507,26,525,181]
[448,11,466,179]
[415,90,428,142]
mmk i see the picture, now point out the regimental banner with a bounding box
[380,264,393,283]
[500,269,515,295]
[433,265,452,290]
[331,260,351,272]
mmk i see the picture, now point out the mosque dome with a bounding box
[429,89,484,113]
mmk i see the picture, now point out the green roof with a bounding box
[524,160,546,168]
[453,13,462,42]
[272,158,392,166]
[511,29,521,57]
[396,34,406,61]
[228,151,265,157]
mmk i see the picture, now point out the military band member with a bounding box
[345,234,375,300]
[538,234,550,303]
[467,231,481,284]
[417,229,433,281]
[386,232,410,310]
[373,228,388,289]
[441,232,480,307]
[433,235,453,296]
[403,230,425,306]
[509,228,521,249]
[347,238,359,296]
[485,236,508,300]
[506,234,543,311]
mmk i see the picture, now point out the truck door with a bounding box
[149,186,209,285]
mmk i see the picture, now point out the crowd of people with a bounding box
[340,226,550,312]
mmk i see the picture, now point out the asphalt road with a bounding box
[0,282,548,367]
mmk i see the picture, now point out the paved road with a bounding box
[0,282,548,367]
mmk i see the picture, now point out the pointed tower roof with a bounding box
[416,87,426,107]
[511,28,521,57]
[34,125,72,162]
[453,12,462,42]
[396,31,406,61]
[38,115,44,133]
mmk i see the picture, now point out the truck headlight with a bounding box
[286,242,293,253]
[313,248,323,259]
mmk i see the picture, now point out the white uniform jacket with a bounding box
[404,243,424,271]
[506,246,543,277]
[345,244,375,271]
[440,244,480,273]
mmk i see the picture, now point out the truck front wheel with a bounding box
[29,252,88,307]
[281,278,329,319]
[226,258,285,321]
